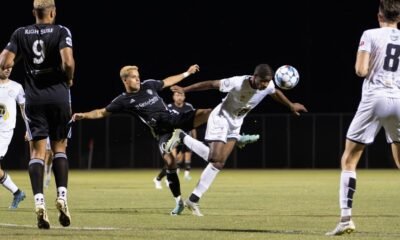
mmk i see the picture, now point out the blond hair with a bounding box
[33,0,55,9]
[120,65,138,79]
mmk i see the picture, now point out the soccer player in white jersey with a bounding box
[165,63,307,216]
[0,67,26,209]
[326,0,400,236]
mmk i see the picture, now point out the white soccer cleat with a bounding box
[165,179,170,187]
[184,171,192,181]
[153,177,162,189]
[164,129,184,153]
[185,199,204,217]
[35,205,50,229]
[326,220,355,236]
[236,134,260,149]
[56,198,71,227]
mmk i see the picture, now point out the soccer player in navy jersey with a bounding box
[0,0,74,229]
[72,64,211,215]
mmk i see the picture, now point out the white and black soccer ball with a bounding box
[274,65,299,90]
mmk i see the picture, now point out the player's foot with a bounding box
[35,205,50,229]
[184,171,192,181]
[9,190,26,209]
[326,220,355,236]
[170,199,184,216]
[44,176,51,188]
[236,134,260,149]
[165,179,170,187]
[184,199,204,216]
[56,198,71,227]
[153,177,162,189]
[164,129,185,153]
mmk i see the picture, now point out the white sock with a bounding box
[57,186,68,201]
[183,135,209,161]
[184,170,190,177]
[1,173,18,193]
[192,163,220,198]
[175,195,182,204]
[339,171,356,217]
[34,193,45,207]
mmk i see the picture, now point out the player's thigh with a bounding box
[48,103,71,141]
[205,110,229,143]
[0,130,13,158]
[381,98,400,142]
[346,99,381,144]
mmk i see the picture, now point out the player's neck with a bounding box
[36,17,53,25]
[174,102,184,107]
[380,22,398,28]
[0,78,10,84]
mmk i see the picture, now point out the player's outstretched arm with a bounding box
[271,89,308,116]
[72,108,111,121]
[170,80,220,93]
[162,64,200,88]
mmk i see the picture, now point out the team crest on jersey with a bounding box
[130,98,135,104]
[146,89,153,95]
[0,103,9,120]
[223,79,230,88]
[66,37,73,47]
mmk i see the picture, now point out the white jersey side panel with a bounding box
[0,80,25,131]
[359,27,400,98]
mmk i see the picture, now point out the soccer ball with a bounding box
[274,65,300,90]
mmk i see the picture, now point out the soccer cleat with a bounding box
[35,205,50,229]
[44,176,51,188]
[325,220,356,236]
[184,171,192,181]
[184,199,204,216]
[56,198,71,227]
[165,179,170,187]
[236,134,260,149]
[164,129,184,153]
[170,199,184,216]
[9,191,26,209]
[153,177,162,189]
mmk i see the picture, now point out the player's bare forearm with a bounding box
[163,64,200,88]
[72,108,110,121]
[183,80,220,92]
[271,89,308,116]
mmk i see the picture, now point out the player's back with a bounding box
[361,27,400,97]
[7,24,72,104]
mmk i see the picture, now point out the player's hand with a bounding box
[187,64,200,75]
[67,79,73,87]
[170,85,184,93]
[291,103,308,116]
[24,131,29,141]
[72,113,85,121]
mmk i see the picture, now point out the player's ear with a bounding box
[32,9,37,18]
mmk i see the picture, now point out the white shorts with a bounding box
[0,130,14,158]
[347,96,400,144]
[204,106,241,143]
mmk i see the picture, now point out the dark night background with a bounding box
[2,0,394,169]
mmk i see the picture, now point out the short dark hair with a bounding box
[379,0,400,22]
[254,64,274,80]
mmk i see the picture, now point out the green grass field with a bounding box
[0,169,399,240]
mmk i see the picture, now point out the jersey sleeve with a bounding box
[105,95,124,113]
[4,28,22,54]
[358,30,371,53]
[142,79,164,91]
[16,84,26,105]
[59,25,73,50]
[219,76,241,93]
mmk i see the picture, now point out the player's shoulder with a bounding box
[57,25,72,35]
[184,102,194,108]
[8,80,23,88]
